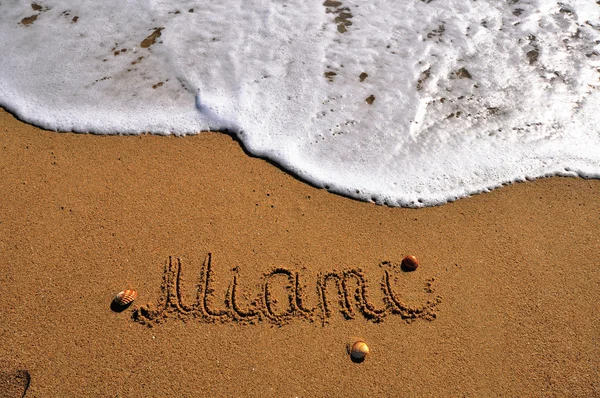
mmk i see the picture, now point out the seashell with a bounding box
[350,341,369,360]
[113,289,138,307]
[401,255,419,271]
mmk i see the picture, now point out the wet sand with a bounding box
[1,108,599,396]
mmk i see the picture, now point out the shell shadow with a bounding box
[110,301,133,313]
[350,355,366,364]
[400,262,417,272]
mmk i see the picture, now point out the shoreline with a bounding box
[1,108,599,396]
[3,106,593,211]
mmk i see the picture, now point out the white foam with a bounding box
[1,0,599,206]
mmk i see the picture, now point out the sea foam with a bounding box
[1,0,599,206]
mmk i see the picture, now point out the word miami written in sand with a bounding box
[133,254,442,326]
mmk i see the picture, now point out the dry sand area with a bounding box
[1,107,599,396]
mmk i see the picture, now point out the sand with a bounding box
[0,107,599,397]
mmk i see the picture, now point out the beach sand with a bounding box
[1,107,599,396]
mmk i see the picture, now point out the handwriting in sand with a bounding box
[134,254,441,326]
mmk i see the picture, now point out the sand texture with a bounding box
[0,108,599,396]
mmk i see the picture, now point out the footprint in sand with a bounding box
[0,362,31,398]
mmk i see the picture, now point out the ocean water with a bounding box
[1,0,599,206]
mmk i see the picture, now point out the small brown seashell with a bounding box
[113,289,138,307]
[401,255,419,271]
[350,341,369,361]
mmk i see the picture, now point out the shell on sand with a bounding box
[351,341,369,360]
[401,255,419,271]
[113,289,138,306]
